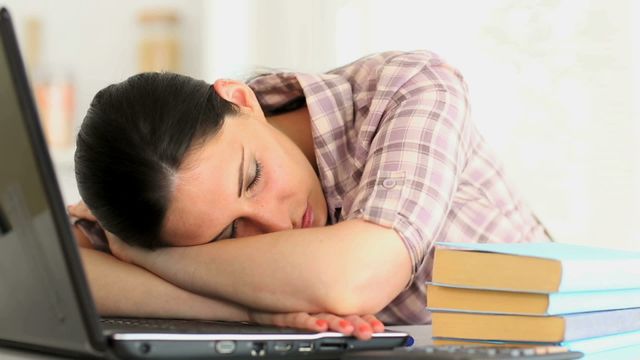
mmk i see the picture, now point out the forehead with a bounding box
[161,126,238,246]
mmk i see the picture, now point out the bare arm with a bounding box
[72,224,250,320]
[111,219,412,316]
[68,201,389,339]
[72,223,385,339]
[79,247,251,321]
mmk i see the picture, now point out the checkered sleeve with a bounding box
[344,54,471,282]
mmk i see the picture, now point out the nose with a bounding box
[236,205,293,237]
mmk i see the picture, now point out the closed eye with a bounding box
[247,159,262,191]
[212,160,261,242]
[210,219,238,242]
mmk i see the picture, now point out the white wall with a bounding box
[2,1,639,250]
[200,0,346,81]
[3,0,207,122]
[1,0,206,203]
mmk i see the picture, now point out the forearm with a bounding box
[135,220,411,315]
[79,247,250,322]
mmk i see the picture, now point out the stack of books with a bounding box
[427,241,640,357]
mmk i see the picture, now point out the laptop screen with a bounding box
[0,8,104,356]
[0,26,47,217]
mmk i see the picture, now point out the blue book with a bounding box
[434,329,640,355]
[582,342,640,359]
[431,241,640,292]
[431,308,640,343]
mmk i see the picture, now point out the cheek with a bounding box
[163,204,221,247]
[257,157,300,203]
[259,129,313,199]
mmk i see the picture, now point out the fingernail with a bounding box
[358,324,371,333]
[373,320,384,328]
[316,319,328,328]
[339,320,350,329]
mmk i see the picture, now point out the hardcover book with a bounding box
[431,307,640,342]
[426,284,640,315]
[433,329,640,355]
[431,242,640,292]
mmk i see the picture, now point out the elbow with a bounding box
[317,274,401,316]
[308,221,413,315]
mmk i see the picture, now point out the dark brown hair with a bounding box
[75,72,238,248]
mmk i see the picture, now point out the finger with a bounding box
[250,312,286,327]
[344,315,373,340]
[81,207,97,222]
[105,232,134,263]
[66,204,80,217]
[361,314,385,333]
[67,202,97,221]
[284,312,328,332]
[314,313,354,335]
[262,312,327,332]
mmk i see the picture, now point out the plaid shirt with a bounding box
[248,50,550,324]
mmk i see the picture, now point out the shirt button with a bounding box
[382,178,396,189]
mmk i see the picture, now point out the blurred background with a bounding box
[2,0,639,250]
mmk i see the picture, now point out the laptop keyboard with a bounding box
[100,317,315,334]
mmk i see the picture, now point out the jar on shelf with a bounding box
[25,17,75,150]
[137,9,182,73]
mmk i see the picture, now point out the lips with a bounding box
[302,204,314,228]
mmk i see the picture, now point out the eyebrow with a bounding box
[238,145,245,198]
[210,145,245,243]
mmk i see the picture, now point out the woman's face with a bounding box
[160,81,328,246]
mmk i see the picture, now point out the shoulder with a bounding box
[330,50,456,81]
[329,50,466,104]
[330,50,445,72]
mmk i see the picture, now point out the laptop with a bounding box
[0,7,410,359]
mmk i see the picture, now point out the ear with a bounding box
[213,79,263,116]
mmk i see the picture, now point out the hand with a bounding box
[105,230,147,264]
[67,201,97,222]
[248,311,384,340]
[66,201,146,261]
